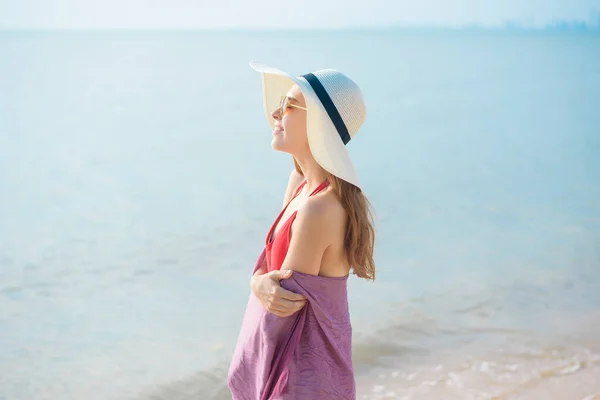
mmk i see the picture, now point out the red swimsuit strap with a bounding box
[292,180,307,199]
[307,180,329,196]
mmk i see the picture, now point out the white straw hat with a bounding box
[249,61,367,189]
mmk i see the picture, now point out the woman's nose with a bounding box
[271,106,282,120]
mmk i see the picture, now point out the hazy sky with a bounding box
[1,0,599,30]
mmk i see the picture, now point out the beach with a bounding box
[1,30,599,399]
[356,313,600,399]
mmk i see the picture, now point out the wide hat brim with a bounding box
[249,61,360,189]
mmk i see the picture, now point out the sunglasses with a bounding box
[277,96,307,118]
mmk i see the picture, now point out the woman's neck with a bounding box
[294,155,328,195]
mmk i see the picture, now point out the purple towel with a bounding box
[228,249,355,399]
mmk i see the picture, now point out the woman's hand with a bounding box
[251,270,307,317]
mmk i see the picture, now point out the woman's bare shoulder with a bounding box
[303,190,346,227]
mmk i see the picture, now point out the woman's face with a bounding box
[270,84,309,155]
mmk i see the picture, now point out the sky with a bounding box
[0,0,599,30]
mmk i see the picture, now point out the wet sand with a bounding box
[356,329,600,400]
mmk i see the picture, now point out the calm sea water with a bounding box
[0,30,599,400]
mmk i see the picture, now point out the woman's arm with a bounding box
[250,195,339,317]
[248,169,309,317]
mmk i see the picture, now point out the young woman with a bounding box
[228,61,376,400]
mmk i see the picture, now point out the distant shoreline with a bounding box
[1,27,599,34]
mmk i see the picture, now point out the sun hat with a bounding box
[249,61,367,189]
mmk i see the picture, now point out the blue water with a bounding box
[0,30,599,399]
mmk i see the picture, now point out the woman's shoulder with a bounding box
[297,188,346,231]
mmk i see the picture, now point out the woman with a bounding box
[228,61,375,400]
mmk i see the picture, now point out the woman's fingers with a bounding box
[266,303,295,317]
[274,297,304,309]
[266,298,307,316]
[251,272,308,316]
[275,286,307,302]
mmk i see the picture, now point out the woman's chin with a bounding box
[271,137,287,152]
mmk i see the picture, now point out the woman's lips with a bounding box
[273,126,283,135]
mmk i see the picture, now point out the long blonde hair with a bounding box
[293,158,376,281]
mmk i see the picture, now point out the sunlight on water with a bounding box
[0,30,599,399]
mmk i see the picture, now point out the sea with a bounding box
[0,30,599,400]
